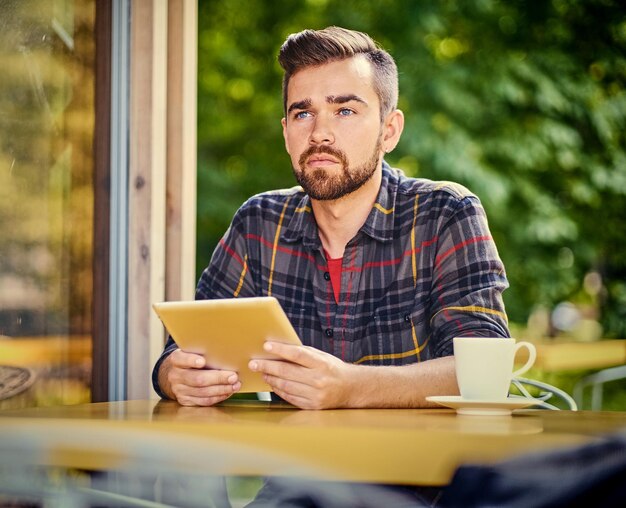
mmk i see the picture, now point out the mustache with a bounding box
[298,145,348,168]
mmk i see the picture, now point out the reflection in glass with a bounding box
[0,0,95,408]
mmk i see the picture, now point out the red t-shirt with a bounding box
[327,256,342,303]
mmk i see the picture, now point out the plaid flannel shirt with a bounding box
[152,163,510,397]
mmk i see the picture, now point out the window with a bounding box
[0,0,96,407]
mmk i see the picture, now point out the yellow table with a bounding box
[532,339,626,371]
[2,400,626,486]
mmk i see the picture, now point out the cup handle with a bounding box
[512,341,537,378]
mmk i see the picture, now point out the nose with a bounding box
[309,115,334,145]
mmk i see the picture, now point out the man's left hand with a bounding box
[249,341,354,409]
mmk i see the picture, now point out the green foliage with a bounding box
[197,0,626,337]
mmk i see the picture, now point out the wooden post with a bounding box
[166,0,197,302]
[127,0,168,399]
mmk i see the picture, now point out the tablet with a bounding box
[152,296,302,393]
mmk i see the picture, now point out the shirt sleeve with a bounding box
[195,208,258,301]
[429,195,510,357]
[151,205,258,398]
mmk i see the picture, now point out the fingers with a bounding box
[249,343,351,409]
[169,348,207,369]
[248,357,318,406]
[249,357,304,385]
[166,349,241,406]
[267,374,336,410]
[171,371,241,406]
[175,387,239,407]
[249,356,330,408]
[248,342,336,385]
[264,374,318,406]
[271,386,315,409]
[180,367,239,388]
[262,341,318,368]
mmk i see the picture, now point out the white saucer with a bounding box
[426,395,539,416]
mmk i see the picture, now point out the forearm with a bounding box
[344,356,459,409]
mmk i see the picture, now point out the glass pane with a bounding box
[0,0,95,408]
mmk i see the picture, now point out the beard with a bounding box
[292,137,382,201]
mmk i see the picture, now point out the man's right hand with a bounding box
[158,349,241,406]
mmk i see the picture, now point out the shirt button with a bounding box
[324,272,331,281]
[325,328,334,338]
[404,314,411,323]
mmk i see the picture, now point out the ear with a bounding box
[381,109,404,153]
[281,117,290,153]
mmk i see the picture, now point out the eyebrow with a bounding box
[287,99,312,114]
[287,94,368,114]
[327,94,368,106]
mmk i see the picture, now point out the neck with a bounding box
[311,168,382,259]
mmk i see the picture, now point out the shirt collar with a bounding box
[281,161,399,246]
[281,190,319,248]
[359,161,398,243]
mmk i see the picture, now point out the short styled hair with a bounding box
[278,26,399,119]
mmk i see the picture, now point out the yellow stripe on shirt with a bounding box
[268,197,291,296]
[233,254,248,297]
[431,305,509,324]
[373,203,393,214]
[411,194,419,286]
[354,338,429,365]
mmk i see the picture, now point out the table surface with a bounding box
[2,400,626,486]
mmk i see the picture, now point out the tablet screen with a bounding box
[153,296,302,392]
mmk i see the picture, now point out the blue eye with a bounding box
[294,111,311,119]
[338,108,354,116]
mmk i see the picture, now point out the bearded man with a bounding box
[153,26,509,411]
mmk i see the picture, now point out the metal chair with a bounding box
[573,364,626,410]
[510,377,578,410]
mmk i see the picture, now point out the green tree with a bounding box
[197,0,626,337]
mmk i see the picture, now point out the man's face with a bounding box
[281,56,384,201]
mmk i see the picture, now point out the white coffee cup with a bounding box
[453,337,537,401]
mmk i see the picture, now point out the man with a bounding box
[152,26,509,411]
